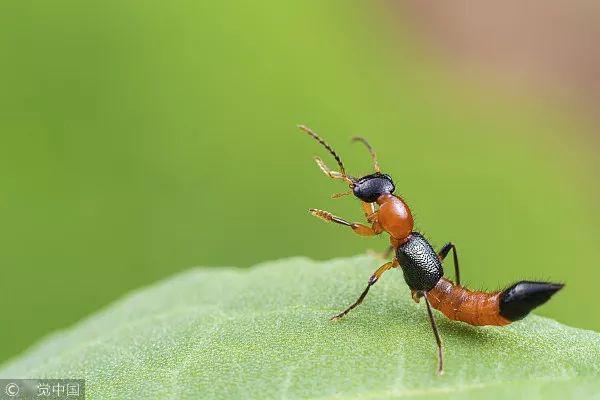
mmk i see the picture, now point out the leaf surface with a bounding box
[1,256,598,399]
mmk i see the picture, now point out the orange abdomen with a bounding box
[427,278,511,326]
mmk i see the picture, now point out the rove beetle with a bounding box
[298,125,563,375]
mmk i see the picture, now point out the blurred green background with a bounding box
[1,1,598,364]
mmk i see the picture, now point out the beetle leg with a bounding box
[437,242,461,285]
[309,209,383,236]
[331,259,399,320]
[423,292,444,375]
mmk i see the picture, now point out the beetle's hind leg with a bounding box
[331,259,398,321]
[438,242,461,285]
[420,291,444,375]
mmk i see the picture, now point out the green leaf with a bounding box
[1,256,599,399]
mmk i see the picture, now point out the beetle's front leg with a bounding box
[309,209,383,236]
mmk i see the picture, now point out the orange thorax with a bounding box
[376,194,414,242]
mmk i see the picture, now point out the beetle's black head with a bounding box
[352,173,395,203]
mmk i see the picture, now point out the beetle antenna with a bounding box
[352,136,381,173]
[331,190,352,199]
[298,125,347,176]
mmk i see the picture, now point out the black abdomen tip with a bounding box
[499,281,564,321]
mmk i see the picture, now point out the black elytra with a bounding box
[396,232,444,292]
